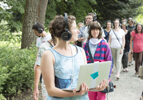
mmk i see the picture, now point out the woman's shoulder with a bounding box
[99,38,109,47]
[101,38,108,44]
[42,47,55,59]
[131,30,136,36]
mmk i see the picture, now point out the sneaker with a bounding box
[115,75,120,81]
[116,77,120,81]
[122,69,125,72]
[128,62,131,66]
[125,68,129,72]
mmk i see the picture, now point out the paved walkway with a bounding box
[107,62,143,100]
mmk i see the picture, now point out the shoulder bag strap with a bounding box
[112,30,122,47]
[87,41,103,63]
[86,42,94,63]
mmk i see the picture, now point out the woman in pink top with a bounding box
[130,23,143,76]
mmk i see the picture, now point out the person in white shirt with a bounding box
[32,23,51,100]
[108,19,125,80]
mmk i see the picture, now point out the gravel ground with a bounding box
[107,62,143,100]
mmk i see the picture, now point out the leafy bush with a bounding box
[0,21,21,43]
[0,43,37,99]
[0,94,6,100]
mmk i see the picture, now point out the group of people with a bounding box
[76,14,143,80]
[32,13,143,100]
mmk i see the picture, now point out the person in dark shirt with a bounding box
[104,20,112,42]
[127,18,135,66]
[121,23,130,72]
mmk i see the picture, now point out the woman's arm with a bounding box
[105,43,113,78]
[108,35,111,46]
[33,46,45,100]
[41,50,76,97]
[130,34,133,53]
[122,35,125,50]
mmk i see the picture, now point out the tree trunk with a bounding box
[37,0,48,25]
[21,0,48,49]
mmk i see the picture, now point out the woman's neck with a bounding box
[55,39,70,50]
[123,28,126,31]
[114,27,120,31]
[106,27,111,32]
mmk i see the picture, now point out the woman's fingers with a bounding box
[73,89,77,95]
[78,83,88,95]
[96,80,108,91]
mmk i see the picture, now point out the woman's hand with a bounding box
[130,49,133,54]
[120,49,123,54]
[73,83,88,96]
[96,80,108,91]
[33,88,39,100]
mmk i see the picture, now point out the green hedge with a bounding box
[0,43,37,99]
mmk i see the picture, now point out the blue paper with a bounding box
[90,72,99,79]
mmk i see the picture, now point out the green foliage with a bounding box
[94,0,143,25]
[0,0,25,32]
[134,6,143,24]
[70,0,94,23]
[45,0,57,28]
[0,94,6,100]
[0,42,37,99]
[0,0,143,32]
[0,65,9,93]
[0,21,22,42]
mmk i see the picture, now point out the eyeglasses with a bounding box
[86,17,93,20]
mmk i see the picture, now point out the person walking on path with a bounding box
[41,14,107,100]
[127,18,135,66]
[33,39,55,100]
[121,23,130,72]
[108,19,125,80]
[32,23,51,100]
[130,23,143,76]
[104,20,112,42]
[77,13,94,47]
[83,21,112,100]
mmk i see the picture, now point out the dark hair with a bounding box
[88,13,94,17]
[135,23,143,33]
[88,21,102,40]
[128,17,134,23]
[49,15,76,44]
[32,23,44,31]
[88,12,97,21]
[106,20,112,28]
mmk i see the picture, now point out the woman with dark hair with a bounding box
[108,19,125,80]
[130,23,143,76]
[40,15,107,100]
[104,20,112,42]
[83,21,112,100]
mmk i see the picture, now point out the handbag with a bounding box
[101,81,115,93]
[86,42,115,93]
